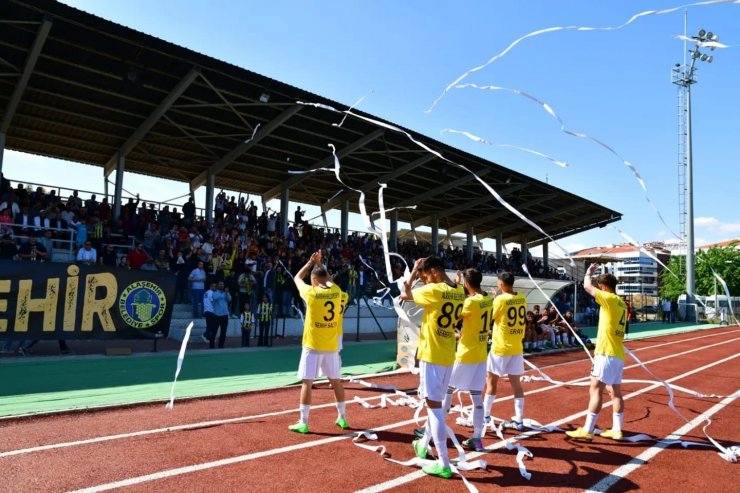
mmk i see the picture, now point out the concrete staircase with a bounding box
[167,299,398,342]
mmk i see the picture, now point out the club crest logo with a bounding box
[118,281,167,328]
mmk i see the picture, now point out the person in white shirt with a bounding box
[76,241,97,265]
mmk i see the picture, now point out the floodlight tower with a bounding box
[671,28,718,306]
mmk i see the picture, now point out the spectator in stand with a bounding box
[127,242,150,269]
[99,244,118,267]
[188,260,207,318]
[154,249,170,271]
[18,233,48,261]
[237,267,257,314]
[182,197,196,226]
[67,190,82,209]
[117,255,131,269]
[294,206,305,227]
[257,293,273,347]
[0,234,19,259]
[140,258,158,271]
[0,193,21,219]
[76,241,97,265]
[0,208,13,236]
[85,194,98,211]
[201,282,216,343]
[262,261,276,303]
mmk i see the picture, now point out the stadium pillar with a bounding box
[520,235,528,268]
[542,242,549,270]
[205,171,215,224]
[431,216,439,255]
[466,225,474,261]
[280,188,290,236]
[390,210,398,251]
[0,132,5,174]
[496,231,503,264]
[340,200,349,241]
[112,153,125,221]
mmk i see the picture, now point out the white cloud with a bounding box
[694,216,740,236]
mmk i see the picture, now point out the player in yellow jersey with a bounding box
[483,272,527,432]
[566,264,627,441]
[446,268,492,452]
[401,256,465,479]
[288,251,349,434]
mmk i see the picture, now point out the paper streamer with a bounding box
[453,83,679,238]
[297,100,576,265]
[521,263,594,362]
[165,321,194,410]
[442,128,568,167]
[710,269,740,326]
[673,34,733,49]
[426,0,740,112]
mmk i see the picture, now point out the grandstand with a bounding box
[1,0,620,352]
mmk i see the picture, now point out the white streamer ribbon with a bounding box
[441,128,568,167]
[711,269,740,326]
[426,0,740,112]
[165,321,193,410]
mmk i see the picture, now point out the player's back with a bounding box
[300,283,343,351]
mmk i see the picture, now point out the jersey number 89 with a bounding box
[437,302,462,329]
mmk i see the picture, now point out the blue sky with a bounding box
[4,0,739,257]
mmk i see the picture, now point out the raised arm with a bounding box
[400,258,424,301]
[583,263,599,297]
[295,250,321,289]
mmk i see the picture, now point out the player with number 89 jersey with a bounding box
[413,281,466,367]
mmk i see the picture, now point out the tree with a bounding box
[659,245,740,299]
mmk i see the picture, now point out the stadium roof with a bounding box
[0,0,621,246]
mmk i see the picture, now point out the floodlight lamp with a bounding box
[700,54,708,61]
[706,32,714,41]
[706,56,713,63]
[711,34,719,42]
[692,50,701,59]
[259,92,271,103]
[698,29,706,37]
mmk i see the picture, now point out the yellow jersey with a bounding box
[456,292,493,364]
[413,282,465,366]
[299,283,345,351]
[337,290,349,345]
[594,290,626,360]
[491,291,526,356]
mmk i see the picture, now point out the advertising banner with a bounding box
[0,261,175,340]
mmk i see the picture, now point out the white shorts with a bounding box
[487,353,524,377]
[449,361,487,392]
[591,354,624,385]
[297,347,341,380]
[418,361,452,402]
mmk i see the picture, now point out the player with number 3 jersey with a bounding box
[483,272,527,432]
[288,250,349,435]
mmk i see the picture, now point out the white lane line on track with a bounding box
[585,390,739,493]
[355,352,740,493]
[522,327,740,373]
[4,334,738,459]
[67,352,739,493]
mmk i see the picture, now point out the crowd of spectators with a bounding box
[1,175,572,320]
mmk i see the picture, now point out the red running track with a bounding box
[1,326,738,493]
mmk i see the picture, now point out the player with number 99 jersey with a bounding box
[413,282,466,366]
[299,283,344,351]
[457,292,493,364]
[491,291,527,356]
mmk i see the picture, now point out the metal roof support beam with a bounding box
[189,104,302,190]
[205,171,215,224]
[466,225,474,261]
[390,210,398,251]
[521,211,618,247]
[542,242,549,269]
[112,153,125,221]
[280,188,290,236]
[520,235,528,266]
[0,15,53,135]
[411,194,495,229]
[321,154,435,213]
[341,200,349,241]
[262,128,384,203]
[431,216,439,255]
[394,168,493,209]
[0,132,5,175]
[469,194,557,239]
[104,67,200,178]
[495,203,587,236]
